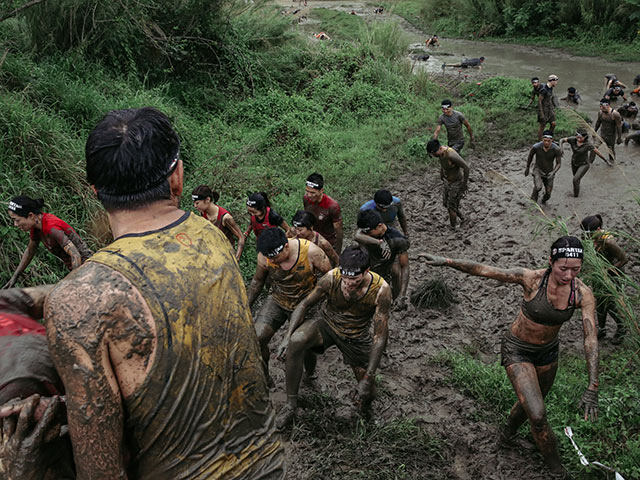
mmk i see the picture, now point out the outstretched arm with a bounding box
[3,239,39,289]
[423,253,528,285]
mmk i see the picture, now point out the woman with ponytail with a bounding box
[4,196,92,288]
[192,185,245,260]
[424,236,598,479]
[244,192,289,240]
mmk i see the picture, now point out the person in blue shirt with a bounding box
[359,189,408,239]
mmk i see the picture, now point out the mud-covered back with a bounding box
[90,212,284,479]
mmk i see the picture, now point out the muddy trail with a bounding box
[268,2,639,478]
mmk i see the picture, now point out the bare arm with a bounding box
[309,243,332,275]
[222,214,245,260]
[423,253,529,285]
[246,256,269,308]
[594,115,601,133]
[45,267,131,479]
[354,229,381,247]
[365,283,391,378]
[463,119,474,143]
[333,219,343,253]
[4,239,39,289]
[604,238,628,269]
[615,114,622,141]
[551,149,562,175]
[282,274,331,346]
[319,237,340,267]
[50,229,83,270]
[525,147,536,175]
[591,147,607,162]
[432,124,442,139]
[451,155,470,185]
[577,283,599,421]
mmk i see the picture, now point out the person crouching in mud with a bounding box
[424,236,598,480]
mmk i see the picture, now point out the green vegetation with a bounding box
[291,393,449,479]
[386,0,640,62]
[439,351,640,478]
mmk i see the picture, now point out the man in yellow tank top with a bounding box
[247,228,332,387]
[44,108,285,479]
[274,246,392,428]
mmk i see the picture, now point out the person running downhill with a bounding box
[559,129,609,197]
[537,74,558,141]
[426,139,470,229]
[580,215,628,345]
[525,130,562,205]
[275,246,392,427]
[433,99,475,154]
[303,173,343,253]
[4,196,92,288]
[359,189,409,238]
[291,210,339,267]
[424,236,598,480]
[247,228,332,387]
[192,185,245,260]
[245,192,290,240]
[594,98,622,164]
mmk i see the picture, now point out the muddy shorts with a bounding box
[532,167,554,192]
[500,330,559,367]
[448,139,465,153]
[443,180,464,210]
[538,110,556,124]
[314,318,371,368]
[255,296,292,332]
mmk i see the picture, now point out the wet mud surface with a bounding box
[272,2,639,477]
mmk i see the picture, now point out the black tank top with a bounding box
[521,269,576,326]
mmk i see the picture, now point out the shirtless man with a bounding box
[525,131,562,204]
[537,74,558,141]
[291,210,339,267]
[303,173,343,253]
[359,189,409,237]
[275,247,391,427]
[426,139,470,229]
[354,209,410,309]
[433,99,475,153]
[526,77,542,108]
[247,227,332,386]
[594,98,622,163]
[45,107,285,479]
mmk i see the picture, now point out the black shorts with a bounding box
[500,330,559,367]
[315,318,371,368]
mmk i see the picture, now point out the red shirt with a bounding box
[303,194,341,246]
[249,207,284,238]
[203,205,235,245]
[30,213,77,269]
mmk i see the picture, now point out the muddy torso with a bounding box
[567,137,595,166]
[598,110,621,138]
[531,142,561,173]
[303,194,341,246]
[321,269,383,340]
[267,239,316,311]
[440,148,465,183]
[438,111,466,144]
[89,212,284,479]
[539,85,555,114]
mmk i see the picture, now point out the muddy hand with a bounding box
[393,295,408,311]
[379,239,391,260]
[579,388,598,422]
[276,338,289,361]
[0,395,63,480]
[355,377,374,407]
[422,253,447,266]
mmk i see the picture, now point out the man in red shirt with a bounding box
[303,173,343,253]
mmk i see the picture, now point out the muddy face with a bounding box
[548,257,582,285]
[340,272,368,298]
[294,226,313,240]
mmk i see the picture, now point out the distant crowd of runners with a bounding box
[0,39,636,480]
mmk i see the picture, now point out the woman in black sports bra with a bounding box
[424,236,598,480]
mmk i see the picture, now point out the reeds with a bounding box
[410,278,458,309]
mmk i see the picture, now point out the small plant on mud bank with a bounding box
[289,394,450,479]
[410,277,458,309]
